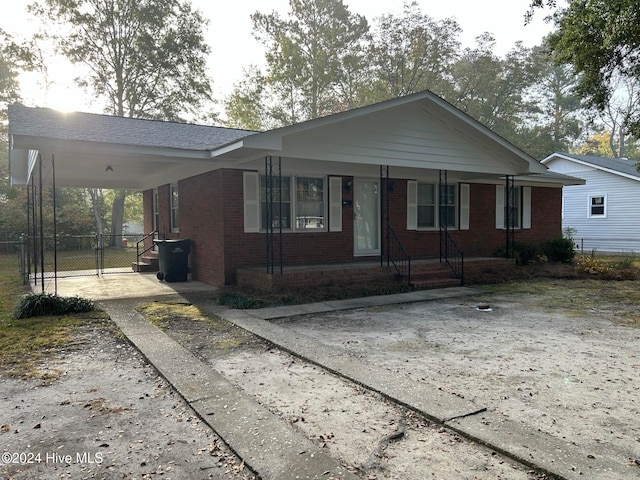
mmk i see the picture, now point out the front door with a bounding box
[354,179,380,256]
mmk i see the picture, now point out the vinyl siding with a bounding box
[561,168,640,252]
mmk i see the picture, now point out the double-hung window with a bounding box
[417,183,436,228]
[260,175,291,230]
[589,195,606,217]
[507,186,521,229]
[244,174,326,232]
[295,177,325,229]
[495,185,531,229]
[410,182,459,229]
[439,184,457,228]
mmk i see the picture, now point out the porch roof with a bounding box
[8,91,576,190]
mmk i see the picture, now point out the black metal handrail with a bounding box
[136,230,158,269]
[387,225,411,286]
[440,229,464,284]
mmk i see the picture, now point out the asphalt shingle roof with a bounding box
[562,153,640,179]
[8,104,257,151]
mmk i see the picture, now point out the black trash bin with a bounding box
[154,239,191,282]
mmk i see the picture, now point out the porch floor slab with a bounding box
[33,271,216,301]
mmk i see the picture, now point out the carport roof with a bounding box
[8,104,257,189]
[9,104,256,151]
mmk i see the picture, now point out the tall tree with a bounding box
[31,0,214,243]
[251,0,369,125]
[515,42,585,159]
[575,129,640,162]
[224,66,270,131]
[367,2,461,101]
[31,0,213,120]
[528,0,640,138]
[449,35,539,144]
[595,75,640,158]
[1,30,28,241]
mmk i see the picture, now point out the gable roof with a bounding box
[213,90,549,177]
[542,152,640,182]
[9,91,573,190]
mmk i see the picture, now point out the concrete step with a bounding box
[131,258,159,272]
[411,277,462,290]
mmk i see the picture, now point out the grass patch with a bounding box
[485,278,640,326]
[137,301,259,353]
[217,292,265,309]
[215,281,412,309]
[137,301,213,328]
[0,254,110,382]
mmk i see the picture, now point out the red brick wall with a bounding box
[146,172,562,286]
[142,189,154,250]
[178,171,225,285]
[386,181,562,259]
[220,170,355,284]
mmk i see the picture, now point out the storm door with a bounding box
[353,179,381,256]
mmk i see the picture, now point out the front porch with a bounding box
[236,257,516,292]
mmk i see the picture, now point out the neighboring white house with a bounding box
[542,153,640,253]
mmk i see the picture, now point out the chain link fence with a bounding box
[574,237,640,255]
[15,233,147,282]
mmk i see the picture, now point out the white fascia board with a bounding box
[543,153,640,182]
[210,134,283,158]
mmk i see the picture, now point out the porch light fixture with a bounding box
[106,165,113,172]
[344,180,352,191]
[387,180,395,192]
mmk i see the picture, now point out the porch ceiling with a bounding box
[10,135,225,189]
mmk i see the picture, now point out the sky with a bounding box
[2,0,560,115]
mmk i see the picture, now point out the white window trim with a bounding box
[170,183,179,233]
[588,194,607,218]
[407,181,461,230]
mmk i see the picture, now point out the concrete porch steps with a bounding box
[132,253,159,273]
[408,260,461,291]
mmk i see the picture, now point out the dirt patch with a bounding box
[0,317,255,480]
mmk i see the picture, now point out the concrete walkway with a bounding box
[97,285,627,480]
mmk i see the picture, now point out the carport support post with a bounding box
[52,154,58,294]
[38,153,45,293]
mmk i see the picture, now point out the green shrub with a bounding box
[216,292,264,309]
[14,292,95,319]
[512,242,540,265]
[544,237,576,263]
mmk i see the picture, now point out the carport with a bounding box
[7,104,255,292]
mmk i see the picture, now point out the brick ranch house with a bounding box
[8,91,582,290]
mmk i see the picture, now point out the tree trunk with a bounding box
[109,190,126,247]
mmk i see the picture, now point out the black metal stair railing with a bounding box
[440,229,464,285]
[387,225,412,287]
[135,230,158,270]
